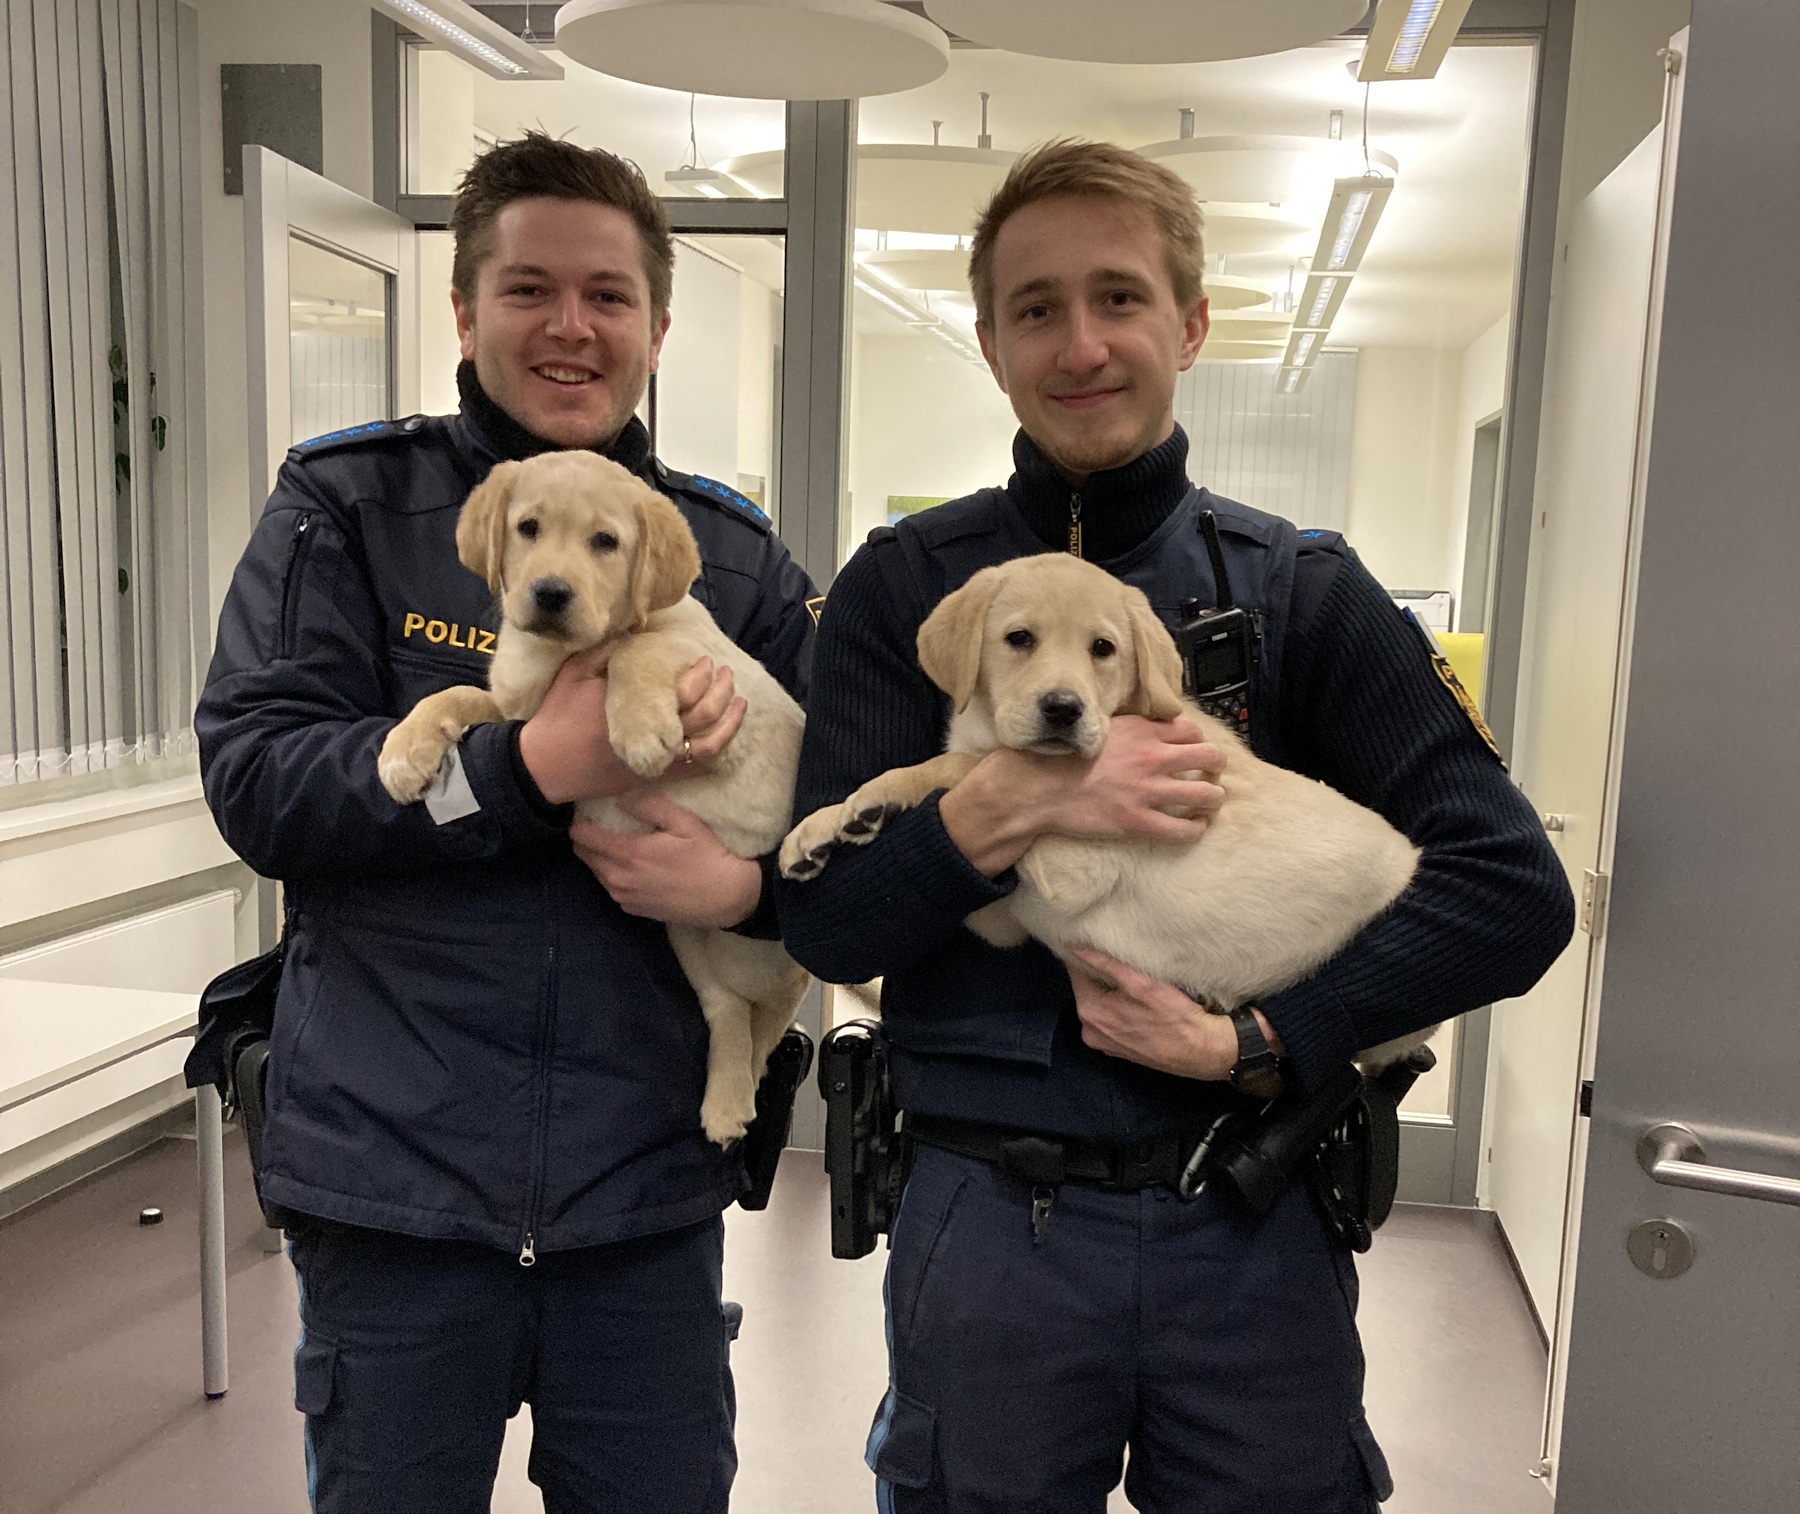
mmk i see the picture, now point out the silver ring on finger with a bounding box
[681,737,694,765]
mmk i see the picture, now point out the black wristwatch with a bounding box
[1228,1006,1286,1100]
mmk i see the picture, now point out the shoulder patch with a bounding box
[1403,607,1505,767]
[805,593,825,625]
[678,472,771,530]
[289,415,426,459]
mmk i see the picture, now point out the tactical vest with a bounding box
[878,483,1313,768]
[865,483,1335,1139]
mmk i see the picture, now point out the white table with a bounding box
[0,978,230,1398]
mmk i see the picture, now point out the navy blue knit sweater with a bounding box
[777,428,1575,1130]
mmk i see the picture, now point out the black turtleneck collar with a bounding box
[1008,424,1193,563]
[456,360,653,475]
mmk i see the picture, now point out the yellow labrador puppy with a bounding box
[782,553,1431,1070]
[379,451,810,1144]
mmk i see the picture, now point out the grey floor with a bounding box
[0,1130,1551,1514]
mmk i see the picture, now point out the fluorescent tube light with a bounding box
[1277,366,1308,396]
[1357,0,1477,82]
[1308,176,1394,277]
[374,0,563,80]
[663,167,756,199]
[1297,272,1350,330]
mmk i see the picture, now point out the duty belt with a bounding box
[905,1111,1243,1195]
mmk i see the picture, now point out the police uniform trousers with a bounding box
[287,1216,736,1514]
[867,1146,1394,1513]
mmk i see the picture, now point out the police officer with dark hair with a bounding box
[779,140,1574,1512]
[198,133,815,1512]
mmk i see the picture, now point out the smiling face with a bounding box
[915,555,1188,758]
[452,197,671,450]
[977,195,1208,480]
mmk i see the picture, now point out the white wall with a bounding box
[847,334,1017,554]
[1344,347,1461,591]
[658,244,743,487]
[1443,314,1511,605]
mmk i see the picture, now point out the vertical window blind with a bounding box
[1,0,205,787]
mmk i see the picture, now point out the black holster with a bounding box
[1189,1045,1438,1254]
[738,1025,815,1211]
[1307,1046,1438,1252]
[818,1019,910,1259]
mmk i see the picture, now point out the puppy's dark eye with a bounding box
[1091,638,1116,659]
[590,531,619,554]
[517,518,540,540]
[1004,628,1036,651]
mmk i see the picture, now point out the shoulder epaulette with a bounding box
[662,466,771,532]
[289,415,428,460]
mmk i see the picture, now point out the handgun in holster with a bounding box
[1181,1044,1438,1253]
[738,1024,816,1211]
[818,1018,911,1259]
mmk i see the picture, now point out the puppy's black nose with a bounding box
[1039,691,1084,730]
[530,577,573,616]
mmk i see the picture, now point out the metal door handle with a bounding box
[1638,1123,1800,1208]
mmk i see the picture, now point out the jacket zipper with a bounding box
[278,514,315,658]
[518,892,558,1265]
[1067,492,1083,558]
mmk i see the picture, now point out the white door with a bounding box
[1553,9,1800,1506]
[243,145,420,503]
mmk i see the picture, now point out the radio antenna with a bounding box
[1199,511,1236,610]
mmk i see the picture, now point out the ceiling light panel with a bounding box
[555,0,949,101]
[1357,0,1478,82]
[925,0,1366,66]
[373,0,563,78]
[1296,271,1352,330]
[1311,176,1394,275]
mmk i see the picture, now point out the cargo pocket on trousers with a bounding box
[867,1389,938,1490]
[293,1336,338,1417]
[1350,1415,1394,1504]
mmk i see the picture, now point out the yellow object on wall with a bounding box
[1437,632,1485,706]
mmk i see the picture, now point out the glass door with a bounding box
[243,145,420,506]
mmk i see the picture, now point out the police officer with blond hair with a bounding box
[780,140,1573,1512]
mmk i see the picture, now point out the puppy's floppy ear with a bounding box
[1120,592,1188,721]
[917,567,1005,712]
[457,460,521,592]
[630,487,702,624]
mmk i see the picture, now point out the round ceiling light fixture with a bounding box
[554,0,950,100]
[924,0,1366,65]
[1200,275,1275,311]
[717,144,1017,235]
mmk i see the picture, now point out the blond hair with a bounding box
[968,139,1205,328]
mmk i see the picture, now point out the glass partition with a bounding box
[288,235,392,446]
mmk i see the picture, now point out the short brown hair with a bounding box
[968,139,1205,328]
[449,131,675,323]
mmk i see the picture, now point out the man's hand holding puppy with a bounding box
[939,713,1227,877]
[519,649,761,925]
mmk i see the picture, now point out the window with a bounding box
[1,0,207,793]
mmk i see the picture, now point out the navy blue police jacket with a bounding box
[197,375,817,1255]
[778,426,1575,1142]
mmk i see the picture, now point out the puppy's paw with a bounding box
[701,1077,757,1148]
[378,721,456,804]
[779,808,846,880]
[609,714,683,781]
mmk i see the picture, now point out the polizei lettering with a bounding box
[401,612,496,655]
